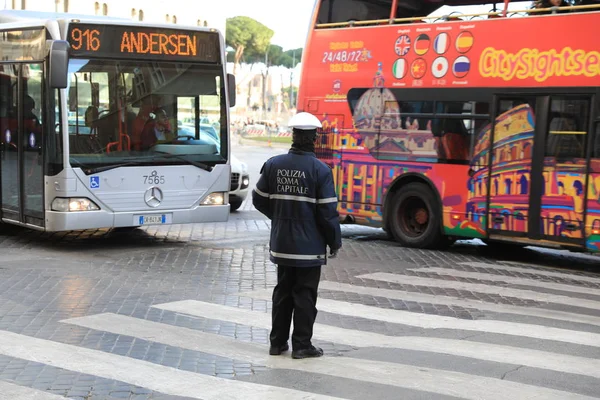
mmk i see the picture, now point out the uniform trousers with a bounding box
[270,264,322,350]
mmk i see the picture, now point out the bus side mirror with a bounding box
[227,73,236,108]
[47,40,69,89]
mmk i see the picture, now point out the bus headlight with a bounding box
[51,197,100,212]
[200,192,225,205]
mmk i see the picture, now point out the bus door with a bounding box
[488,95,592,246]
[0,63,45,227]
[340,88,383,211]
[533,96,591,244]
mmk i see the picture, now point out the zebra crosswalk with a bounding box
[0,381,68,400]
[0,261,599,399]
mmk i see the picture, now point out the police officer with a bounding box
[252,112,342,359]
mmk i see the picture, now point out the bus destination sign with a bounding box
[67,24,220,62]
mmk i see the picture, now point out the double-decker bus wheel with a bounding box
[388,182,445,249]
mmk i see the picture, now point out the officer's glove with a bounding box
[329,247,340,259]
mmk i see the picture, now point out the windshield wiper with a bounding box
[83,160,147,174]
[150,152,212,171]
[80,154,212,175]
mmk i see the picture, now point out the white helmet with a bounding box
[288,112,322,130]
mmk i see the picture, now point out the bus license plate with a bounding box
[135,214,171,225]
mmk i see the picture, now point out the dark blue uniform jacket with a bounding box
[252,148,342,267]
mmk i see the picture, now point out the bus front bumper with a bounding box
[44,204,230,232]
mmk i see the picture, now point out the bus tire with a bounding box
[388,182,444,249]
[229,200,242,212]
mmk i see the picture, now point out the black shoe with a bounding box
[269,343,289,356]
[292,346,323,359]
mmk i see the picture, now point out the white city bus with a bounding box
[0,10,236,231]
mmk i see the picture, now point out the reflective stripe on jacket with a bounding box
[252,148,342,267]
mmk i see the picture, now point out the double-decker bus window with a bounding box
[394,0,433,19]
[545,97,589,160]
[317,0,392,24]
[593,123,600,159]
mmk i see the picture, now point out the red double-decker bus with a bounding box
[297,0,600,252]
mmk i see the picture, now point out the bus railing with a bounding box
[315,3,600,29]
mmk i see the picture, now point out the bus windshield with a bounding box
[66,59,226,172]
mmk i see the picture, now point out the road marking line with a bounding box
[461,262,600,285]
[319,280,600,328]
[358,273,600,310]
[0,381,71,400]
[240,289,600,347]
[61,312,598,400]
[0,330,346,400]
[152,300,600,379]
[411,267,600,296]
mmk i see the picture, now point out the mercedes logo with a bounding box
[144,186,163,208]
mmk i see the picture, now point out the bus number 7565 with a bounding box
[143,171,165,185]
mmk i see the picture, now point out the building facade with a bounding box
[4,0,225,37]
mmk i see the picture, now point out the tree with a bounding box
[280,48,303,69]
[226,16,274,74]
[282,86,298,109]
[243,45,303,115]
[245,46,303,69]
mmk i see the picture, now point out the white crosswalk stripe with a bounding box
[0,381,71,400]
[0,265,599,399]
[318,280,600,327]
[0,330,345,400]
[464,262,600,284]
[151,299,600,379]
[238,289,600,347]
[358,272,600,310]
[408,267,600,296]
[61,312,599,400]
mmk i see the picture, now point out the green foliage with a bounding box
[245,45,303,68]
[281,86,298,99]
[225,16,303,69]
[225,16,274,68]
[280,48,303,68]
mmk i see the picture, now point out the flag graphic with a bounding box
[455,31,474,53]
[433,33,450,55]
[410,58,427,79]
[413,34,430,56]
[394,35,411,56]
[452,56,471,78]
[432,57,449,79]
[392,58,407,79]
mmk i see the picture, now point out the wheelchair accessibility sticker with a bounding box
[90,176,100,189]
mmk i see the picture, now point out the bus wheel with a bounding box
[389,182,443,249]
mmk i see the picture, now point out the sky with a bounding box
[219,1,534,51]
[218,0,317,51]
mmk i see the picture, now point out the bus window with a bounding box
[498,98,535,114]
[317,0,392,24]
[66,59,226,171]
[432,101,490,163]
[593,123,600,159]
[68,67,109,136]
[393,0,429,19]
[47,89,63,176]
[397,100,433,129]
[545,97,590,160]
